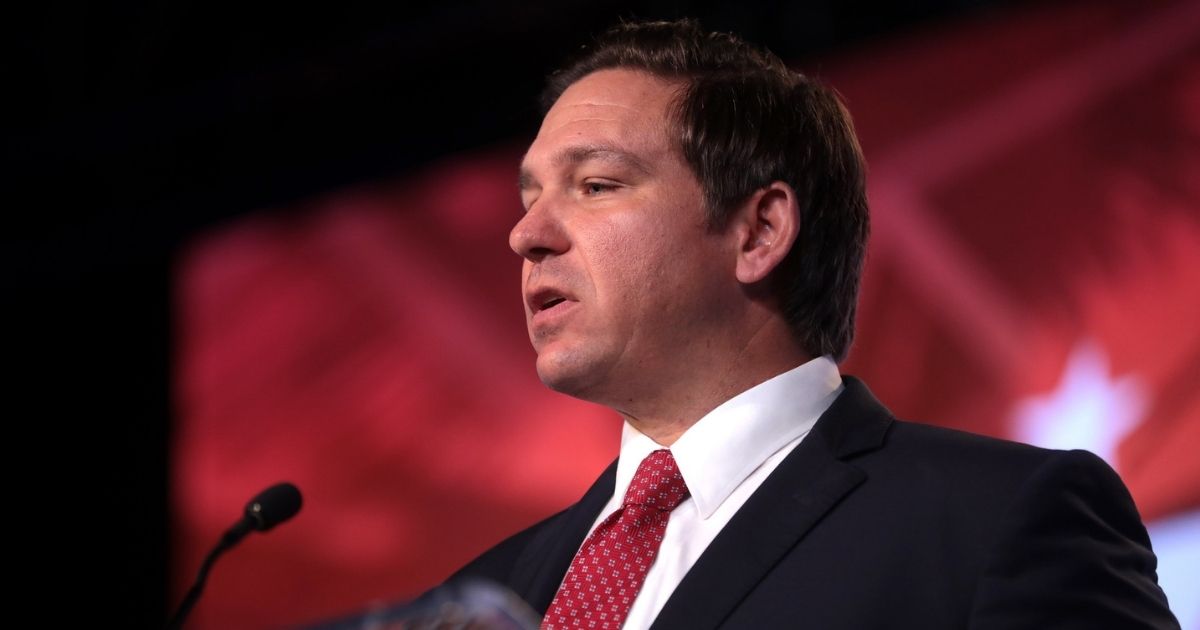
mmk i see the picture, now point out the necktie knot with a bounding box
[542,448,688,630]
[623,449,689,511]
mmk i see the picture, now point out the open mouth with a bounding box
[528,287,574,316]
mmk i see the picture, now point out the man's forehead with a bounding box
[518,144,653,188]
[517,70,684,185]
[540,70,680,133]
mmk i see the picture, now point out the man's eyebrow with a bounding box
[517,169,535,192]
[518,144,651,191]
[553,145,652,173]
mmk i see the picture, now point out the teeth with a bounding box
[542,297,566,309]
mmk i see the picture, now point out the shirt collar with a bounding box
[616,356,843,519]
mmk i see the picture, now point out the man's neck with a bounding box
[619,344,814,446]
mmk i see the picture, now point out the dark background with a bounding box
[9,1,1030,625]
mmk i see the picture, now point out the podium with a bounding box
[301,580,539,630]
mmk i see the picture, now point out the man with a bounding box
[449,19,1178,629]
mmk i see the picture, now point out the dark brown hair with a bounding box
[541,19,869,362]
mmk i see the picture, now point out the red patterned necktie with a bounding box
[542,449,690,630]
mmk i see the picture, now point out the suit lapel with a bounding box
[649,377,893,630]
[510,458,618,615]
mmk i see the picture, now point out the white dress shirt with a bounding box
[581,356,844,629]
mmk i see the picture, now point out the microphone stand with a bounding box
[165,518,252,630]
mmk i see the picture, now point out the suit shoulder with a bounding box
[865,419,1133,509]
[961,443,1174,627]
[883,418,1057,471]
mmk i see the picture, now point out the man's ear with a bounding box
[732,181,801,284]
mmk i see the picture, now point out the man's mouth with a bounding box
[528,287,573,314]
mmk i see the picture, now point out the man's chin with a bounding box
[535,352,607,401]
[536,365,590,398]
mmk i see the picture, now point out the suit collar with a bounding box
[810,376,894,459]
[649,376,894,630]
[510,458,618,615]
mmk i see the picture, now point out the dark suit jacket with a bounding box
[450,377,1178,629]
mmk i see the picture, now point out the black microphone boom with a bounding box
[166,482,303,630]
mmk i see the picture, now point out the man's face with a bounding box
[511,69,739,411]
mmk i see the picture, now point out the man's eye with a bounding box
[584,181,615,195]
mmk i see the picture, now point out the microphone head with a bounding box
[244,482,303,532]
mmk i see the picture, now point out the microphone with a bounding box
[244,482,303,533]
[166,482,303,630]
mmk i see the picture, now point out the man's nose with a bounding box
[509,200,569,262]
